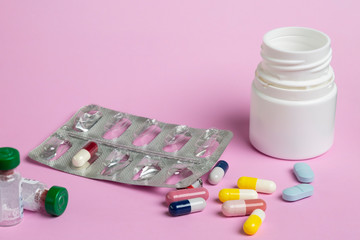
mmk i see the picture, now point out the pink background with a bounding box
[1,1,360,239]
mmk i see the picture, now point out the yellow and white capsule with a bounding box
[243,209,265,235]
[219,189,258,202]
[237,176,276,194]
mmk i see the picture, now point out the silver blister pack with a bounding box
[29,104,233,188]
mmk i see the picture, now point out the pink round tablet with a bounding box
[166,187,209,205]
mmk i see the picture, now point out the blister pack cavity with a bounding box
[29,104,233,188]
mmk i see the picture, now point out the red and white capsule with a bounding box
[221,199,267,217]
[166,187,209,205]
[177,178,203,190]
[72,142,98,168]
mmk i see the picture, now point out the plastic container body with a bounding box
[250,27,337,160]
[0,171,23,226]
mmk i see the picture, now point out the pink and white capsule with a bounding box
[222,199,267,217]
[72,142,98,168]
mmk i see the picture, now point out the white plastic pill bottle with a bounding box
[249,27,337,160]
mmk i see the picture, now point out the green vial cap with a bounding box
[45,186,69,216]
[0,147,20,170]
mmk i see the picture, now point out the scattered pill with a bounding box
[187,178,203,188]
[221,199,267,217]
[219,189,258,202]
[72,142,98,168]
[168,197,206,216]
[208,160,229,185]
[237,176,276,194]
[166,187,209,205]
[177,178,203,190]
[293,163,314,183]
[282,184,314,202]
[243,209,265,235]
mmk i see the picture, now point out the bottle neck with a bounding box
[255,27,335,101]
[40,189,49,207]
[0,170,14,175]
[0,170,15,181]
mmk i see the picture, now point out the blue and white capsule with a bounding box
[168,197,206,216]
[208,160,229,185]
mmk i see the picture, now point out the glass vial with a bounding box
[0,147,23,226]
[22,179,68,216]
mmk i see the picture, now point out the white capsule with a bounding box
[256,179,276,193]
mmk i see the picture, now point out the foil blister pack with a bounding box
[29,104,233,188]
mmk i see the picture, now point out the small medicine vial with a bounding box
[22,179,68,216]
[237,176,276,194]
[208,160,229,185]
[222,199,267,217]
[243,209,266,235]
[168,197,206,216]
[72,142,98,168]
[166,187,209,205]
[0,147,23,227]
[218,189,258,202]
